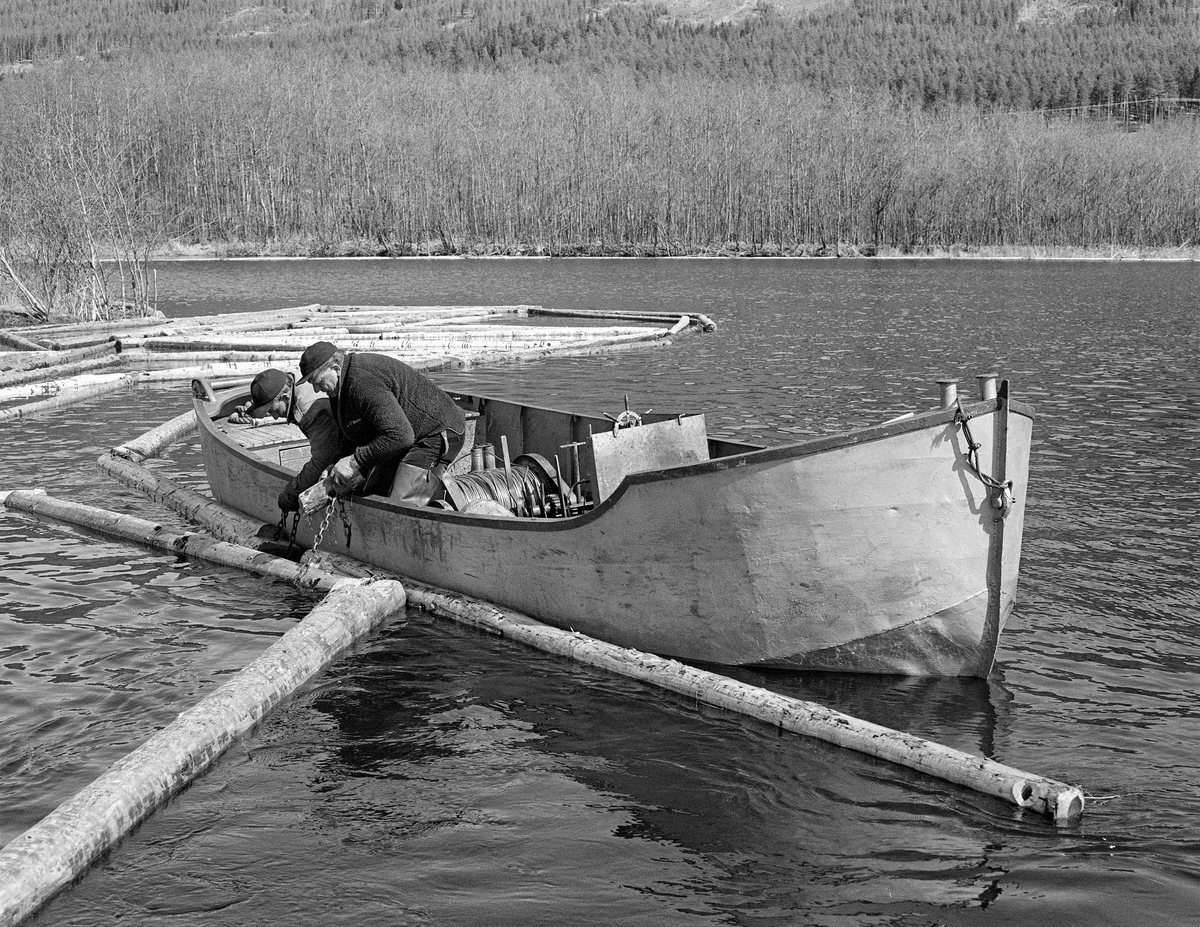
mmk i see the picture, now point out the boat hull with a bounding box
[196,392,1031,676]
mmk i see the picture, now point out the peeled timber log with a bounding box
[0,329,48,352]
[315,304,530,322]
[7,312,166,342]
[0,574,406,927]
[229,323,650,342]
[527,307,695,324]
[0,341,119,374]
[96,451,270,548]
[0,376,138,423]
[0,490,340,592]
[463,329,672,367]
[112,410,197,462]
[0,355,123,390]
[293,549,1085,824]
[116,354,300,378]
[0,373,127,403]
[141,331,650,354]
[405,587,1084,822]
[96,413,278,552]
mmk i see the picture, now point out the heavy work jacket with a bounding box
[277,393,347,511]
[334,352,465,473]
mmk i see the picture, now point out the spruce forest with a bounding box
[2,0,1199,316]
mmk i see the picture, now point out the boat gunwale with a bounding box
[194,388,1031,534]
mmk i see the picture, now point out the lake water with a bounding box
[2,258,1198,925]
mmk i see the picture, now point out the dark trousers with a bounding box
[362,429,466,504]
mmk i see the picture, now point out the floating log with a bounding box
[7,312,166,343]
[234,324,650,342]
[0,376,138,423]
[26,335,114,351]
[0,373,128,403]
[667,315,691,335]
[103,305,526,343]
[111,410,197,462]
[140,330,654,354]
[463,328,672,366]
[96,451,271,548]
[0,490,337,592]
[528,307,697,324]
[21,307,321,352]
[125,366,283,386]
[0,341,119,375]
[0,573,406,927]
[120,357,441,384]
[400,312,505,328]
[0,355,124,391]
[317,304,531,319]
[0,329,48,352]
[404,583,1084,822]
[117,352,301,372]
[290,549,1083,823]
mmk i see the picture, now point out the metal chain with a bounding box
[311,497,338,551]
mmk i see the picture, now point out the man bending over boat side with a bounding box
[231,367,346,515]
[278,379,345,513]
[298,340,466,506]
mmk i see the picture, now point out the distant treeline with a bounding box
[3,57,1197,260]
[1,0,1198,112]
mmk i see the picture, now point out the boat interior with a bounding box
[199,380,761,519]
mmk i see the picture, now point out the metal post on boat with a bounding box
[483,444,496,470]
[500,435,514,491]
[471,446,485,472]
[976,373,998,401]
[937,378,959,409]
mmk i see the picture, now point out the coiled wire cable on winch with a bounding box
[440,452,579,517]
[441,465,547,516]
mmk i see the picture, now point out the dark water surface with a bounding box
[3,258,1198,925]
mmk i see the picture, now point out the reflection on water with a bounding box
[5,258,1200,925]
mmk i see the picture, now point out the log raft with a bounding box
[0,303,701,424]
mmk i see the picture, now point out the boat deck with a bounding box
[220,420,311,470]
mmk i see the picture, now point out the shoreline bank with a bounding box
[150,240,1200,263]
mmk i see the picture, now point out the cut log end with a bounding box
[1053,787,1086,823]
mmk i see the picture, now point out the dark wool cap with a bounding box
[250,368,289,407]
[299,341,338,381]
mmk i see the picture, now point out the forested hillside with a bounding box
[1,0,1198,319]
[2,0,1198,110]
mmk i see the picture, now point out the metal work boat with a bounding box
[193,376,1031,676]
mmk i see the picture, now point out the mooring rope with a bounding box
[953,400,1015,517]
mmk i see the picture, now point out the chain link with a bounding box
[311,497,337,550]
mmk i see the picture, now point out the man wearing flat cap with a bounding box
[230,368,346,513]
[229,368,294,423]
[299,341,466,505]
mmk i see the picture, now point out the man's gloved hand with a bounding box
[277,487,299,513]
[329,454,365,494]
